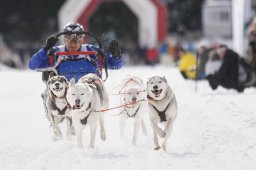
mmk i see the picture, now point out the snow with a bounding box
[0,66,256,170]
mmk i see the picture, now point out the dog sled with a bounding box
[36,31,109,127]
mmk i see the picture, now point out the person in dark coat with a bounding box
[207,45,245,92]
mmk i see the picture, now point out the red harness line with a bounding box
[97,99,147,113]
[56,51,97,56]
[109,90,146,95]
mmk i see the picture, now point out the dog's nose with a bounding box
[132,97,137,102]
[153,85,158,90]
[75,99,80,104]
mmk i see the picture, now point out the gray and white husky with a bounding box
[147,76,177,151]
[119,75,148,145]
[46,73,72,140]
[66,73,108,148]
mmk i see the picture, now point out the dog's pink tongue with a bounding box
[155,91,160,97]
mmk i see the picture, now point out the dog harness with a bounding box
[150,102,171,122]
[51,102,68,115]
[80,102,92,125]
[125,104,141,118]
[49,92,68,116]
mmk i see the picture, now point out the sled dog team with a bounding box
[46,73,177,151]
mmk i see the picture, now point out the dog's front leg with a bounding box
[141,119,147,136]
[162,118,175,151]
[132,120,140,145]
[151,121,166,138]
[47,109,55,127]
[89,122,97,148]
[75,126,83,148]
[51,117,62,140]
[151,122,160,150]
[99,112,106,141]
[56,126,63,140]
[65,117,72,140]
[119,113,126,139]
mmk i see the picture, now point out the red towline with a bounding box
[56,51,97,56]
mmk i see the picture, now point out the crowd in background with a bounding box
[1,15,256,93]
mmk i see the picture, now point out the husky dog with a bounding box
[147,76,177,151]
[46,73,72,140]
[66,73,108,148]
[119,75,147,145]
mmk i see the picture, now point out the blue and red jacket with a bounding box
[29,44,123,81]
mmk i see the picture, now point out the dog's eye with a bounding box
[137,92,139,95]
[81,93,84,95]
[56,78,64,82]
[72,94,75,96]
[150,82,153,84]
[159,81,162,83]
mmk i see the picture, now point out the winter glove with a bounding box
[44,36,59,51]
[108,40,121,59]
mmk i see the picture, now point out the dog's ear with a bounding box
[48,72,55,79]
[88,83,96,89]
[63,77,69,88]
[162,76,167,83]
[69,78,76,87]
[147,78,151,84]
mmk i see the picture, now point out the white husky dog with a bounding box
[119,75,147,145]
[147,76,177,151]
[46,73,72,140]
[66,73,108,148]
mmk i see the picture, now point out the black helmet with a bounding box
[63,22,84,34]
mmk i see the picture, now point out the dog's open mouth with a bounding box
[53,87,64,91]
[126,101,137,108]
[151,89,162,97]
[73,103,84,110]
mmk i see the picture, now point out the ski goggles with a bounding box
[64,34,84,42]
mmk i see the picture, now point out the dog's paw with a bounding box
[52,135,62,141]
[78,143,83,148]
[154,146,161,151]
[57,132,63,140]
[157,129,166,138]
[52,135,59,141]
[162,144,167,152]
[89,144,95,148]
[65,134,72,141]
[100,133,106,141]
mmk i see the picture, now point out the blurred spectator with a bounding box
[146,47,159,65]
[174,42,183,63]
[197,45,211,79]
[205,50,222,76]
[159,42,175,66]
[207,45,245,92]
[237,57,256,87]
[247,16,256,72]
[178,48,196,80]
[0,35,23,68]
